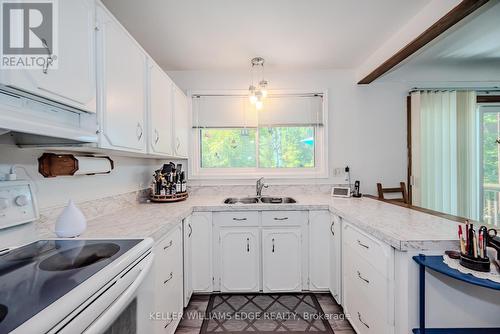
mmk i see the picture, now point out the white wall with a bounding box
[0,136,172,209]
[168,69,409,195]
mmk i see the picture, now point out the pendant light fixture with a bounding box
[248,57,268,110]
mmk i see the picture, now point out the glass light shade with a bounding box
[249,94,257,104]
[255,100,263,110]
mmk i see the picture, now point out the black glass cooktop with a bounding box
[0,239,141,333]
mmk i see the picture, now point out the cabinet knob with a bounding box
[15,195,29,207]
[357,240,369,249]
[136,123,143,141]
[357,312,370,328]
[154,129,160,144]
[163,272,173,284]
[163,240,173,250]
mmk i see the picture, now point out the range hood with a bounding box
[0,86,98,145]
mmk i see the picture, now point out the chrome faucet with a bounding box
[256,177,268,197]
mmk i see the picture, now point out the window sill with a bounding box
[189,168,329,180]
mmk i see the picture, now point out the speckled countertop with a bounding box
[38,192,460,252]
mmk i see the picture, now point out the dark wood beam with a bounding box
[477,95,500,103]
[358,0,490,85]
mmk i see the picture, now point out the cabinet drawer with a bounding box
[343,223,393,278]
[262,211,307,226]
[344,279,387,334]
[343,244,389,314]
[214,211,259,227]
[155,228,182,283]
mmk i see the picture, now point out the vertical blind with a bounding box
[192,94,323,128]
[411,90,479,220]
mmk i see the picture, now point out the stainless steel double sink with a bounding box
[224,196,297,204]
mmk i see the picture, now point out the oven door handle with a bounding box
[82,253,154,334]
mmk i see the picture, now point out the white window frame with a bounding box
[188,89,329,180]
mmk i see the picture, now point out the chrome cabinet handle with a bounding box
[233,217,247,221]
[357,270,370,284]
[358,312,369,328]
[163,240,173,250]
[164,319,173,328]
[330,221,335,236]
[246,237,250,252]
[163,272,173,284]
[273,217,288,221]
[272,238,275,253]
[154,129,160,144]
[136,123,143,141]
[176,137,181,152]
[357,240,369,249]
[41,38,53,74]
[188,223,192,237]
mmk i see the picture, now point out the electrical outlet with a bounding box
[333,168,343,176]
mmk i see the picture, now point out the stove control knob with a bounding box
[15,195,29,207]
[0,198,9,210]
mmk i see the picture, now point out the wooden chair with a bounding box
[376,182,409,204]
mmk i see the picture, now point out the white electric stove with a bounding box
[0,181,154,334]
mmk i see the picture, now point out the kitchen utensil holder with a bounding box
[459,253,490,272]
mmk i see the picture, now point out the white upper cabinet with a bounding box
[173,86,189,158]
[0,0,97,113]
[96,4,147,152]
[262,228,302,292]
[148,61,174,156]
[309,210,330,291]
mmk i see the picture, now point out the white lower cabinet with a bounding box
[218,227,260,292]
[342,222,394,334]
[182,217,193,307]
[309,210,331,291]
[191,212,213,293]
[262,228,302,292]
[153,226,184,334]
[329,215,342,304]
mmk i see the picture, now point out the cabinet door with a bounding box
[97,5,146,152]
[329,215,342,304]
[218,227,260,292]
[0,0,96,112]
[262,228,302,292]
[173,86,189,158]
[309,211,330,291]
[191,212,213,293]
[149,61,174,156]
[183,217,193,307]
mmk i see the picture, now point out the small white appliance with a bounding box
[0,181,154,334]
[331,186,351,198]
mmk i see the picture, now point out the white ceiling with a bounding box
[380,2,500,84]
[102,0,431,71]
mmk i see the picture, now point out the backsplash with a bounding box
[36,189,149,237]
[188,184,337,196]
[35,183,339,236]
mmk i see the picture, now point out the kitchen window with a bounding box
[191,92,328,179]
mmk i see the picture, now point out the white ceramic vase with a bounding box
[55,200,87,238]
